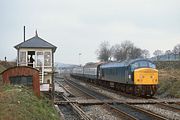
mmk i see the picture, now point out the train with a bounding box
[70,59,158,97]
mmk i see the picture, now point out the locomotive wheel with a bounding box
[149,85,157,97]
[134,86,141,96]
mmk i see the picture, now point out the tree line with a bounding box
[153,44,180,60]
[96,40,180,62]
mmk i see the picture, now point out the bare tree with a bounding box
[165,50,172,60]
[141,49,150,58]
[129,47,142,59]
[173,44,180,60]
[96,41,112,62]
[153,50,163,61]
[111,44,123,61]
[120,40,134,60]
[165,50,172,54]
[112,40,143,61]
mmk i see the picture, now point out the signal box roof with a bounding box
[14,31,57,53]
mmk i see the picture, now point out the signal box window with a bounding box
[37,52,43,66]
[19,51,26,65]
[44,52,51,66]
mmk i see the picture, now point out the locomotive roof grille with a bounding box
[100,58,154,68]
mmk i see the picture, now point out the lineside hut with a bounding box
[1,66,40,96]
[14,31,57,93]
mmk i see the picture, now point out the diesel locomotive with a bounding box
[71,59,158,97]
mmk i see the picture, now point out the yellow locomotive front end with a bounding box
[130,59,158,96]
[134,68,158,85]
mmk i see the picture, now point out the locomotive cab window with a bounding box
[131,62,139,71]
[130,61,156,71]
[149,62,156,69]
[139,61,148,67]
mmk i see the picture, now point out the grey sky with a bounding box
[0,0,180,65]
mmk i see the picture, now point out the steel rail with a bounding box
[65,78,168,120]
[65,79,138,120]
[62,95,92,120]
[55,80,92,120]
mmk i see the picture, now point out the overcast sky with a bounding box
[0,0,180,65]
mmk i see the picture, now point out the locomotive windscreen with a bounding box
[131,60,156,71]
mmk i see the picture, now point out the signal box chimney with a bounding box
[24,26,25,42]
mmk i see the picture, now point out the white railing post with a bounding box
[42,60,44,84]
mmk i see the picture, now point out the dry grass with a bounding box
[155,61,180,98]
[157,68,180,98]
[0,85,60,120]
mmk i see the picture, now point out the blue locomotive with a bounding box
[71,59,158,97]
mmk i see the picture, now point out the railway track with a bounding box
[90,79,180,119]
[72,77,180,114]
[54,76,180,119]
[63,78,169,120]
[62,95,92,120]
[83,78,180,119]
[55,91,92,120]
[149,100,180,113]
[55,78,136,120]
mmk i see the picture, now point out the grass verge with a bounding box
[157,68,180,98]
[0,85,60,120]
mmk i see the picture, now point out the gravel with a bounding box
[58,104,80,120]
[82,105,123,120]
[135,104,180,120]
[74,79,127,100]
